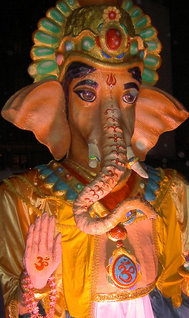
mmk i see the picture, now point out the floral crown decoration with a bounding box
[29,0,162,85]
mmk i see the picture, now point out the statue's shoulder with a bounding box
[143,165,188,220]
[141,165,187,209]
[0,168,38,194]
[35,161,78,201]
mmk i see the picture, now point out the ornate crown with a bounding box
[29,0,161,85]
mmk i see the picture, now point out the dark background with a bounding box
[0,0,189,179]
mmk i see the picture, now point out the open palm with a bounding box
[23,213,62,289]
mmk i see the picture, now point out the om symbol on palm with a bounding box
[34,256,50,271]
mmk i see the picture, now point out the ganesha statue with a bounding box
[0,0,189,317]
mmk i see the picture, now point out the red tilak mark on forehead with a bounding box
[106,73,117,87]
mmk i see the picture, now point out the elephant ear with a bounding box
[132,86,189,161]
[1,80,71,160]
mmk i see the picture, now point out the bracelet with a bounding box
[21,271,56,318]
[126,157,139,170]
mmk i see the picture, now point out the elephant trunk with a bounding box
[73,102,154,235]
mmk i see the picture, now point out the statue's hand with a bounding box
[23,213,62,289]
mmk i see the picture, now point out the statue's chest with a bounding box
[92,218,158,300]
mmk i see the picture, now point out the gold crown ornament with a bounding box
[29,0,162,85]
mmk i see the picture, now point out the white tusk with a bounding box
[126,146,148,179]
[88,143,101,168]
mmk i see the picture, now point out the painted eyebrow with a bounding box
[73,79,98,89]
[124,82,139,91]
[128,67,142,83]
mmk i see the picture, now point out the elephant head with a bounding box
[1,0,189,234]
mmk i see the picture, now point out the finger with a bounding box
[23,224,34,268]
[32,216,41,255]
[53,233,62,266]
[47,216,55,252]
[39,212,49,254]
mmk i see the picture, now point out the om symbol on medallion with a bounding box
[34,256,50,271]
[112,255,138,289]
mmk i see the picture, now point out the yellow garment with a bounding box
[152,169,186,307]
[0,166,188,317]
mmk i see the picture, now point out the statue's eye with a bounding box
[122,89,138,104]
[74,89,96,102]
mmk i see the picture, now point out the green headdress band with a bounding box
[29,0,161,85]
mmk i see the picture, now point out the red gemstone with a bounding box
[108,11,116,20]
[107,225,127,242]
[65,173,71,180]
[106,28,122,50]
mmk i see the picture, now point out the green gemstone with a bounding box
[135,16,148,28]
[146,41,158,51]
[142,68,156,83]
[144,55,159,67]
[49,8,64,23]
[139,50,145,59]
[130,41,138,55]
[41,19,61,34]
[37,60,58,75]
[57,1,70,14]
[33,47,55,57]
[76,183,83,190]
[35,31,58,45]
[122,0,133,11]
[81,36,95,51]
[140,28,155,39]
[67,0,76,6]
[131,8,141,18]
[65,41,74,51]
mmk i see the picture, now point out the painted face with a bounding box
[67,62,143,155]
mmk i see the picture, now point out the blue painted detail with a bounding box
[136,209,144,214]
[149,172,161,182]
[126,211,132,218]
[101,50,111,58]
[54,180,69,191]
[143,165,161,202]
[38,168,53,176]
[125,214,136,225]
[67,188,77,200]
[146,165,159,174]
[139,50,144,59]
[116,53,125,59]
[144,189,156,202]
[57,167,64,173]
[45,173,59,183]
[147,179,159,191]
[35,164,48,170]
